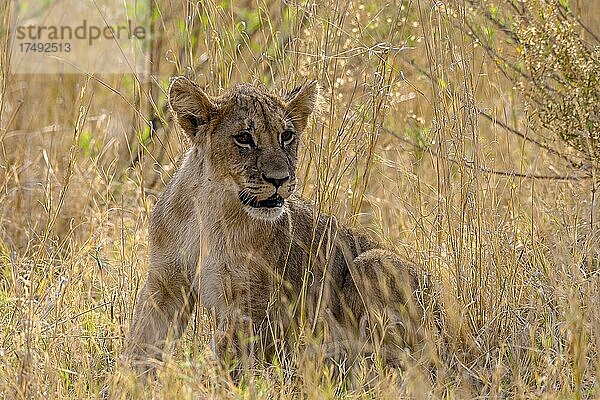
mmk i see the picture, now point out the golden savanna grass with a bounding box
[0,0,598,398]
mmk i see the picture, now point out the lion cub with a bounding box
[126,77,424,375]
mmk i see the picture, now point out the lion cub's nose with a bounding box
[262,173,290,189]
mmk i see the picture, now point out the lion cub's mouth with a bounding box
[239,192,285,209]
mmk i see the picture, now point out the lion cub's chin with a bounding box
[243,204,286,221]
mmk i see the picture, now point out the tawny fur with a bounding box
[125,77,424,375]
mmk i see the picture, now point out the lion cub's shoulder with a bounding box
[285,196,378,255]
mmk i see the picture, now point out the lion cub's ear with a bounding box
[168,76,217,139]
[285,81,319,132]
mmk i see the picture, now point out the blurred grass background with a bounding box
[0,0,598,398]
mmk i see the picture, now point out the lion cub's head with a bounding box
[168,77,319,221]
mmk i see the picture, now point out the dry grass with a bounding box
[0,0,598,398]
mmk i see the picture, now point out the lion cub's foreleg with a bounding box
[126,262,195,376]
[204,274,257,373]
[211,310,256,373]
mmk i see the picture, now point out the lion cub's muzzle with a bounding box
[237,173,295,220]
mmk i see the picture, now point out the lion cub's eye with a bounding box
[233,131,255,149]
[280,130,296,146]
